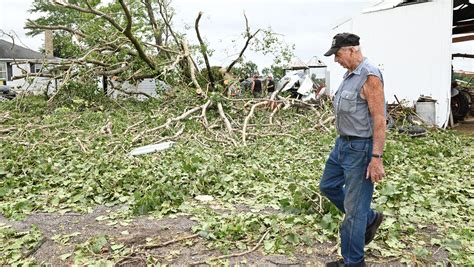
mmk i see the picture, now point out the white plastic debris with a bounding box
[297,75,314,96]
[195,195,214,202]
[281,74,300,92]
[129,141,175,156]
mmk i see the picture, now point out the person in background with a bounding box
[266,75,275,96]
[251,74,262,98]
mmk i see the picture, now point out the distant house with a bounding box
[0,39,55,91]
[0,38,166,99]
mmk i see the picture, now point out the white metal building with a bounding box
[327,0,473,128]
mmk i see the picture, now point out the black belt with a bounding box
[339,135,372,141]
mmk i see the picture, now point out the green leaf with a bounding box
[111,244,124,251]
[264,239,275,251]
[89,235,108,254]
[59,253,72,261]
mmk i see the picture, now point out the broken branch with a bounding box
[226,13,260,74]
[182,39,204,95]
[217,102,233,135]
[242,101,268,146]
[195,12,215,90]
[141,233,199,250]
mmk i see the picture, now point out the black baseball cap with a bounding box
[324,33,360,56]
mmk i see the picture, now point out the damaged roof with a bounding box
[288,57,327,70]
[287,57,309,70]
[307,56,326,68]
[453,0,474,36]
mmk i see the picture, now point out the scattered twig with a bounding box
[0,127,16,134]
[76,137,89,153]
[266,259,300,265]
[22,237,47,259]
[115,251,148,266]
[0,112,11,123]
[109,84,154,99]
[124,119,145,135]
[141,233,199,250]
[47,65,73,103]
[190,230,270,266]
[312,114,334,133]
[153,124,185,144]
[319,115,335,126]
[132,101,208,143]
[222,133,239,147]
[244,132,297,139]
[326,240,340,255]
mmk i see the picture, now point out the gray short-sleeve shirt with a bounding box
[333,58,385,137]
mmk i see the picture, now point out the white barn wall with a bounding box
[328,0,453,127]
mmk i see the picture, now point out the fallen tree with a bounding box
[20,0,311,146]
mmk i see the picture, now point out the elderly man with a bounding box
[320,33,385,267]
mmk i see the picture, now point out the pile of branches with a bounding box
[128,92,335,147]
[386,96,430,136]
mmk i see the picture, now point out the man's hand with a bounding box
[366,158,385,183]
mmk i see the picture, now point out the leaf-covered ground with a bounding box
[0,92,473,265]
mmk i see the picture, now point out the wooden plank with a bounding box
[452,34,474,42]
[452,53,474,58]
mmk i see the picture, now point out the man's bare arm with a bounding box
[362,75,386,182]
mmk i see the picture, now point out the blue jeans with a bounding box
[319,137,376,265]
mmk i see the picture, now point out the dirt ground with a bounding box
[0,206,337,266]
[453,116,474,135]
[1,205,448,266]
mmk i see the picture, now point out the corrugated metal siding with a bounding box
[108,78,160,100]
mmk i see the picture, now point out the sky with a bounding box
[0,0,472,71]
